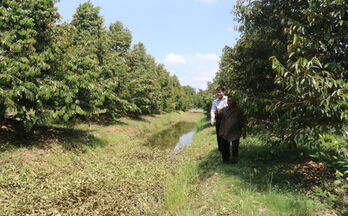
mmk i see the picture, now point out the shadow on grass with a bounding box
[195,118,344,213]
[68,115,129,127]
[0,114,155,153]
[128,115,151,122]
[198,141,335,192]
[197,142,346,213]
[90,119,128,127]
[0,126,107,153]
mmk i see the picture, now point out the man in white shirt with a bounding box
[210,86,228,152]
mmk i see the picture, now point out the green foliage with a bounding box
[267,0,347,147]
[205,3,348,212]
[311,134,348,172]
[215,38,277,120]
[126,43,190,114]
[0,0,59,133]
[0,1,195,134]
[211,0,347,149]
[127,43,161,114]
[71,0,104,38]
[109,21,132,53]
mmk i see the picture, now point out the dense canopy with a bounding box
[0,0,197,134]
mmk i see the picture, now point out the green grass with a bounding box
[164,163,199,215]
[163,117,339,216]
[0,114,341,215]
[0,112,202,215]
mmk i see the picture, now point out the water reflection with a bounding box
[174,131,195,151]
[147,122,196,149]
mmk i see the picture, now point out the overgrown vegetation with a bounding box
[0,112,201,215]
[196,0,347,203]
[1,0,347,215]
[1,113,345,215]
[201,0,347,146]
[166,117,347,215]
[0,0,198,135]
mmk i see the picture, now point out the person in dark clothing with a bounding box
[210,87,228,152]
[218,96,247,163]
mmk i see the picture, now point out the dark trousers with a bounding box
[215,122,223,151]
[221,138,240,162]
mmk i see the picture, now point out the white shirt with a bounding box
[210,96,228,122]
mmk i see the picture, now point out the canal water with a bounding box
[147,122,196,150]
[173,131,195,151]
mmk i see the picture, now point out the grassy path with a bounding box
[166,118,338,216]
[0,112,336,215]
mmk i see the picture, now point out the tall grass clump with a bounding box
[164,163,199,215]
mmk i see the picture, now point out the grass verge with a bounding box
[0,114,344,215]
[164,117,342,216]
[0,112,201,215]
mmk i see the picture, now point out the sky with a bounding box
[55,0,240,90]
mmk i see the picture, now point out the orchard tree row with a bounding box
[203,0,347,149]
[0,0,196,134]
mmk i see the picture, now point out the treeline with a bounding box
[202,0,347,149]
[0,0,197,134]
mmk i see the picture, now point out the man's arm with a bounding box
[210,101,216,126]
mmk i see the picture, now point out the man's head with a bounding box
[227,96,236,108]
[216,86,225,99]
